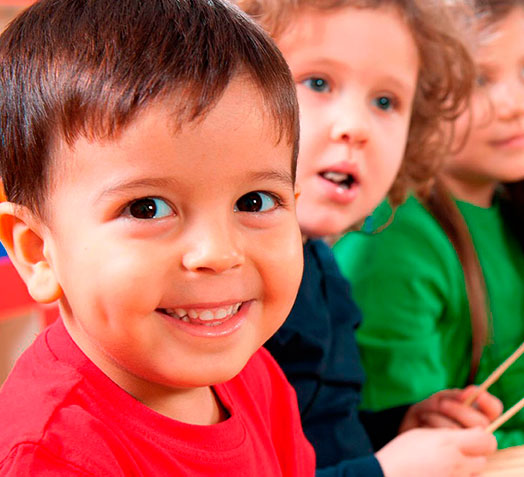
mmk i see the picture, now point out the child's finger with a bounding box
[439,399,491,428]
[456,428,498,456]
[420,411,462,429]
[462,455,489,475]
[472,391,504,421]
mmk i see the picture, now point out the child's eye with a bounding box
[373,95,396,111]
[302,77,331,93]
[476,74,488,87]
[124,197,174,219]
[234,191,280,213]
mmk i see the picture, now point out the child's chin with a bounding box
[303,219,352,239]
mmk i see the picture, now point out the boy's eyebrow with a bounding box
[96,177,182,201]
[96,169,294,201]
[247,169,295,187]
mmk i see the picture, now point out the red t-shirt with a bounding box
[0,319,315,476]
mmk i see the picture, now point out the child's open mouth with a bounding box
[317,168,360,205]
[157,302,243,327]
[320,171,356,189]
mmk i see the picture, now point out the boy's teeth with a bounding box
[215,308,227,319]
[200,310,214,321]
[163,303,243,323]
[188,309,198,319]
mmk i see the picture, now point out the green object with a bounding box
[333,195,524,448]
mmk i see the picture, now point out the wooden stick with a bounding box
[464,341,524,406]
[486,396,524,434]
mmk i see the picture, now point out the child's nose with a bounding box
[493,79,524,121]
[181,223,244,274]
[329,100,369,147]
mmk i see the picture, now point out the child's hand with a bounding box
[399,386,503,432]
[376,427,497,477]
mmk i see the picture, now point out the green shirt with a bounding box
[333,195,524,448]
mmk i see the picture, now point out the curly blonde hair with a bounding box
[236,0,476,207]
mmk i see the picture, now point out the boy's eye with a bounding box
[302,77,331,93]
[125,197,173,219]
[235,191,279,213]
[373,95,394,111]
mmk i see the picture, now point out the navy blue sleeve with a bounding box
[316,455,384,477]
[360,406,411,451]
[265,240,378,469]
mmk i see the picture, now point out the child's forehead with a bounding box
[278,5,415,52]
[277,6,419,86]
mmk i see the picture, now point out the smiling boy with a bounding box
[0,0,314,474]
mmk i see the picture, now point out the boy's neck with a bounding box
[64,316,229,425]
[127,379,229,425]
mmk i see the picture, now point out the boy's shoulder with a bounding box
[224,346,295,411]
[228,347,315,473]
[0,323,84,433]
[0,322,110,474]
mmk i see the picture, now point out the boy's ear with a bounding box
[294,184,301,201]
[0,179,6,202]
[0,202,62,304]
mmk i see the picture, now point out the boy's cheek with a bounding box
[265,225,303,300]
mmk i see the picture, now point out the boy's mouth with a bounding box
[157,302,243,327]
[320,171,356,189]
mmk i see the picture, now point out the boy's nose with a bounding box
[181,224,244,274]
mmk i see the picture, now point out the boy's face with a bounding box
[278,6,419,237]
[38,79,303,397]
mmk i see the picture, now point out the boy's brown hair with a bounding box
[236,0,476,207]
[0,0,299,218]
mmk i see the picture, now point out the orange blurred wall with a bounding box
[0,1,34,5]
[0,1,32,32]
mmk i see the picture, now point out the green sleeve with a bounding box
[333,198,471,411]
[495,428,524,449]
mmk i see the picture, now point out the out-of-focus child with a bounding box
[239,1,501,476]
[335,0,524,451]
